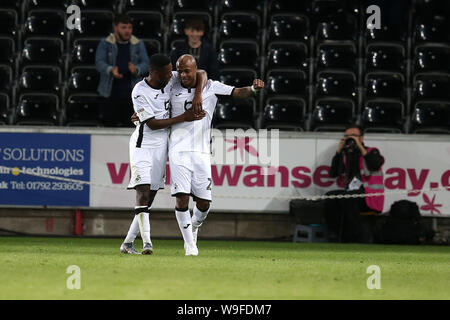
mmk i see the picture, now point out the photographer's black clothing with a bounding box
[325,145,384,243]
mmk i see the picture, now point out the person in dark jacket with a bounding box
[324,124,385,243]
[169,18,220,80]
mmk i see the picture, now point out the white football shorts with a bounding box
[169,151,212,201]
[128,144,168,191]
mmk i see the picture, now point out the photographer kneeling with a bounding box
[325,124,385,243]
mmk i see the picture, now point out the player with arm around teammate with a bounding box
[169,54,264,256]
[120,54,207,254]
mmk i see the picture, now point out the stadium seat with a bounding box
[0,37,15,64]
[315,71,357,99]
[172,0,215,13]
[219,69,257,87]
[366,43,405,73]
[365,72,405,100]
[0,93,10,124]
[413,17,449,43]
[413,44,450,73]
[413,73,450,101]
[218,0,265,17]
[268,0,310,15]
[0,65,13,95]
[1,0,23,10]
[169,12,212,43]
[127,11,164,40]
[213,97,256,129]
[263,97,305,131]
[15,93,59,125]
[18,66,62,94]
[218,13,261,41]
[218,40,259,70]
[310,98,355,131]
[0,9,18,38]
[72,10,114,39]
[316,15,357,42]
[268,14,310,43]
[266,70,307,97]
[78,0,121,10]
[123,0,167,11]
[24,10,66,39]
[67,67,100,94]
[142,39,161,57]
[267,42,308,70]
[365,24,407,43]
[21,38,64,67]
[65,94,105,126]
[410,101,450,134]
[316,42,356,71]
[71,38,101,67]
[311,0,351,21]
[361,99,405,133]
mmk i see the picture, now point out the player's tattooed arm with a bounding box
[232,79,264,99]
[192,69,208,114]
[146,109,206,130]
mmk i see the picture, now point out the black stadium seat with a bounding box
[361,99,405,133]
[0,9,18,38]
[24,0,74,10]
[213,97,256,129]
[218,0,265,17]
[316,42,356,71]
[65,94,104,126]
[67,67,100,94]
[414,44,450,73]
[315,71,357,99]
[413,73,450,101]
[365,72,405,100]
[15,94,59,125]
[0,93,10,124]
[218,13,261,41]
[413,17,449,43]
[218,40,259,70]
[263,97,305,131]
[78,0,121,11]
[173,0,215,13]
[268,0,310,15]
[410,101,450,134]
[266,70,307,97]
[316,15,357,42]
[365,24,407,43]
[0,65,13,95]
[72,10,114,39]
[366,44,406,73]
[219,69,257,87]
[24,10,67,39]
[18,66,62,94]
[0,37,15,64]
[127,11,164,40]
[21,38,64,67]
[71,38,101,67]
[310,98,355,131]
[268,14,310,43]
[267,42,308,70]
[124,0,167,11]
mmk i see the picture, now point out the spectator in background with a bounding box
[169,18,220,80]
[95,14,149,127]
[324,124,385,243]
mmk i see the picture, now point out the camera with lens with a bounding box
[343,138,358,153]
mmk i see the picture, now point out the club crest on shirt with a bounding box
[135,175,141,183]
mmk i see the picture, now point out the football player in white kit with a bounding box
[120,54,207,255]
[169,55,264,255]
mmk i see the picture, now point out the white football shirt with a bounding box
[169,80,235,153]
[131,72,178,148]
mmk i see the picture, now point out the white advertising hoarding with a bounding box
[89,132,450,217]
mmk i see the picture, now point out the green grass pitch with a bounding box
[0,237,448,300]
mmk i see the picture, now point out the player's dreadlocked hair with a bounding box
[149,54,171,72]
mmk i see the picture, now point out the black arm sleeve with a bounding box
[364,148,384,171]
[330,152,345,178]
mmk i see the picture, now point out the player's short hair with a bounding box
[149,54,171,71]
[345,123,365,135]
[114,13,132,26]
[184,18,205,31]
